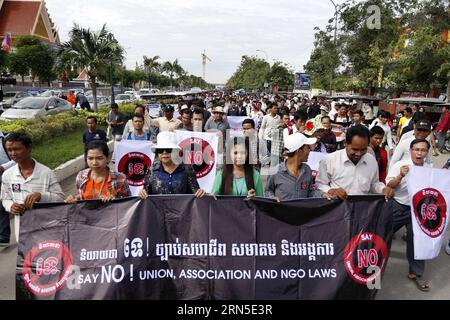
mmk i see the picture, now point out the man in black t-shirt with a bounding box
[83,116,107,145]
[106,103,126,141]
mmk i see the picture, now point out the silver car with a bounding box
[0,91,31,110]
[0,97,73,121]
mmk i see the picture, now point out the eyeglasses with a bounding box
[156,148,173,154]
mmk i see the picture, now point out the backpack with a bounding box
[333,113,350,124]
[127,132,151,140]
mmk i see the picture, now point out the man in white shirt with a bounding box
[150,104,182,132]
[259,102,280,154]
[0,132,16,246]
[122,104,153,138]
[390,120,433,169]
[1,133,64,242]
[385,138,432,291]
[316,125,393,200]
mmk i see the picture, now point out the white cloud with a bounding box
[46,0,340,83]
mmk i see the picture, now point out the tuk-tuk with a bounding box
[383,97,446,123]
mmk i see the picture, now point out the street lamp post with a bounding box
[256,49,270,92]
[329,0,338,96]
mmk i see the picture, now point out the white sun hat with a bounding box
[284,133,317,153]
[151,132,181,152]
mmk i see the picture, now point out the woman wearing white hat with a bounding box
[138,132,206,198]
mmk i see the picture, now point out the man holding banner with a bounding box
[316,125,392,201]
[386,138,432,291]
[265,133,318,201]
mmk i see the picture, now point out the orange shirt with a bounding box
[67,94,76,106]
[82,174,112,200]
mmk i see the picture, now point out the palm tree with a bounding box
[143,55,160,88]
[162,59,185,89]
[59,24,124,112]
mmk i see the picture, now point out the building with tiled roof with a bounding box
[0,0,60,44]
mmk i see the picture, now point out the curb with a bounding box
[53,140,115,183]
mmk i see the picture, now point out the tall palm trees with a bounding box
[143,55,160,88]
[162,59,185,89]
[59,24,124,112]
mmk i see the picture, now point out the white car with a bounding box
[124,91,137,100]
[114,94,133,104]
[0,97,72,121]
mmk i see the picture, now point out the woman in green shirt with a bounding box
[212,136,263,197]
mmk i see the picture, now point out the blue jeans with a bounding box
[0,202,10,242]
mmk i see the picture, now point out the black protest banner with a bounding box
[16,195,393,300]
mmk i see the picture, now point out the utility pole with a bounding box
[329,0,338,96]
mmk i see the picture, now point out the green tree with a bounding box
[268,61,295,91]
[59,24,124,112]
[119,68,145,88]
[162,59,184,88]
[393,0,450,96]
[143,55,160,88]
[0,50,8,74]
[305,0,449,96]
[304,28,341,91]
[227,56,270,90]
[8,51,29,86]
[7,36,57,86]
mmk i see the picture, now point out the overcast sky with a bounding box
[46,0,338,84]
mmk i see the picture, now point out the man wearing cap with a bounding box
[138,132,205,198]
[316,125,393,200]
[265,133,318,201]
[204,106,230,142]
[390,120,433,168]
[150,104,182,132]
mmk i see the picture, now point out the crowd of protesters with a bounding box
[0,89,449,293]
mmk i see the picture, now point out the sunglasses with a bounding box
[156,148,173,154]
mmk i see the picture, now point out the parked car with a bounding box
[0,97,73,121]
[0,91,31,110]
[114,94,133,104]
[86,96,111,109]
[124,91,137,100]
[40,90,69,99]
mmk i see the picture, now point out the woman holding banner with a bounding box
[211,136,263,198]
[65,141,131,203]
[138,132,206,198]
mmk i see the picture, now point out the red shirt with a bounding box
[436,111,450,133]
[373,146,388,184]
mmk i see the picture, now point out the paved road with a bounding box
[1,153,449,300]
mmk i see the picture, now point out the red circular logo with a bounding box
[22,240,73,296]
[343,232,388,285]
[178,138,215,179]
[412,188,447,238]
[118,152,152,187]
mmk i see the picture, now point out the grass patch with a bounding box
[32,126,108,169]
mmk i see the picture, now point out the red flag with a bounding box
[2,33,12,52]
